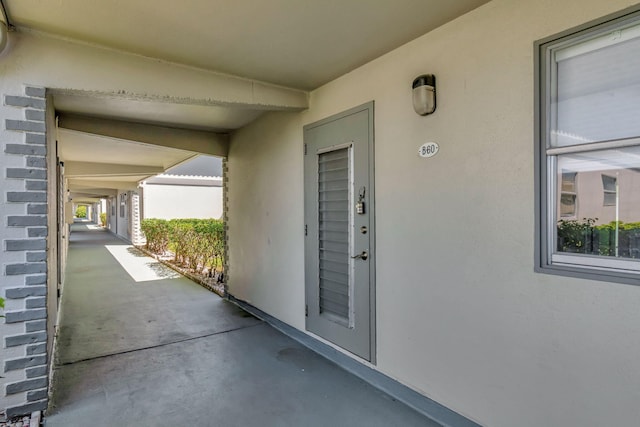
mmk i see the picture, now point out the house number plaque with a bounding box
[418,142,439,158]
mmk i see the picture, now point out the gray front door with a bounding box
[304,102,375,362]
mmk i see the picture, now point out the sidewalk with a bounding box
[45,224,436,426]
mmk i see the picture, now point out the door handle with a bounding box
[351,251,368,261]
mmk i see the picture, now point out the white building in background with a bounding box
[139,154,223,220]
[100,156,223,245]
[140,174,223,220]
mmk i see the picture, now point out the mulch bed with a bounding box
[135,246,225,297]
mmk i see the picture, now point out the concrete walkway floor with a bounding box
[45,223,437,427]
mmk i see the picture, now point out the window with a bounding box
[560,171,577,217]
[602,175,617,206]
[536,8,640,284]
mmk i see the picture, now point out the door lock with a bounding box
[356,186,366,215]
[351,251,368,261]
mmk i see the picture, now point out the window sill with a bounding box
[536,261,640,286]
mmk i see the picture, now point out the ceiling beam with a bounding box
[68,179,138,191]
[13,31,308,109]
[58,114,229,157]
[65,161,163,177]
[69,192,107,202]
[67,187,118,197]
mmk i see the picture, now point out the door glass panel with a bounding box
[318,147,352,325]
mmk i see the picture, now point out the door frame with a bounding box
[303,101,376,363]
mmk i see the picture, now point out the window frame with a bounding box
[535,6,640,286]
[560,171,577,218]
[601,174,617,207]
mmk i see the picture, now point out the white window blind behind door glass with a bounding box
[317,147,352,325]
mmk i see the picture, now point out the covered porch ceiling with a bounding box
[59,127,198,203]
[56,113,228,203]
[4,0,491,199]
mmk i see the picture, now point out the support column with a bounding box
[222,158,229,295]
[2,86,50,418]
[131,190,145,246]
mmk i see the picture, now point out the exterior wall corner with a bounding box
[1,85,51,419]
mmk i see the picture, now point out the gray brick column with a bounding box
[2,86,49,418]
[222,157,229,295]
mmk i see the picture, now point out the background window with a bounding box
[537,10,640,283]
[602,175,617,206]
[560,171,577,217]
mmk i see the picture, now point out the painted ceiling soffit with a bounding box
[49,86,308,111]
[58,113,229,157]
[22,28,309,110]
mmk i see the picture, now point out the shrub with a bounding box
[141,218,171,254]
[141,218,225,274]
[194,219,225,275]
[75,205,87,218]
[557,218,596,253]
[557,218,640,258]
[169,219,197,267]
[100,212,107,227]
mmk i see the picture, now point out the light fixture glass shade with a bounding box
[412,74,436,115]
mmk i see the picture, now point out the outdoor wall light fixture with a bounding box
[0,0,14,55]
[412,74,436,115]
[0,21,8,54]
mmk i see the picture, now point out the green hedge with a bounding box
[141,218,225,275]
[557,219,640,258]
[75,205,87,218]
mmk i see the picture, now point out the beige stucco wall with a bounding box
[45,95,58,361]
[227,1,640,426]
[228,111,305,329]
[565,170,640,225]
